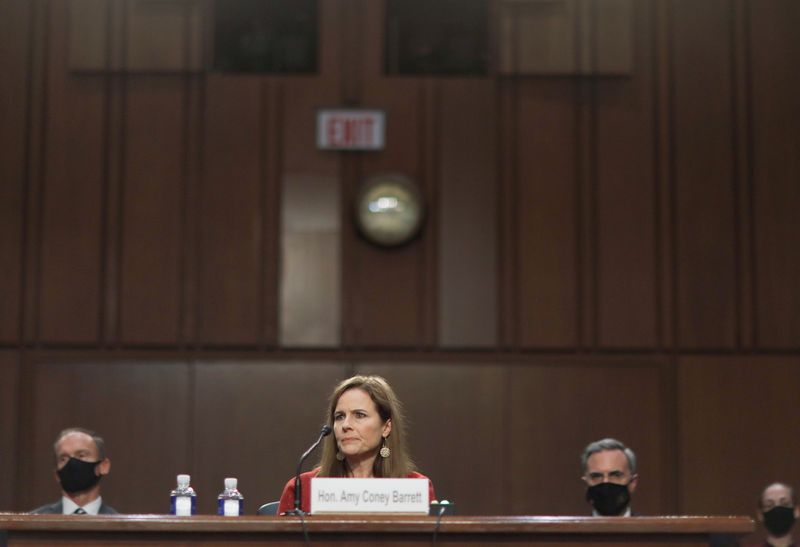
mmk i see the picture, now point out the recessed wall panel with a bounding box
[26,357,190,513]
[516,81,578,348]
[671,0,737,349]
[678,356,800,515]
[0,0,28,343]
[280,175,341,347]
[38,1,105,343]
[751,0,800,349]
[0,352,19,510]
[200,77,265,345]
[438,80,497,348]
[119,78,185,344]
[595,0,657,348]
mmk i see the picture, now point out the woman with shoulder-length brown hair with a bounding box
[278,375,436,514]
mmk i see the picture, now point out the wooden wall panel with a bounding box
[671,0,737,349]
[199,77,265,345]
[497,0,633,76]
[119,78,186,344]
[354,362,506,515]
[438,80,498,348]
[516,81,579,348]
[38,0,106,343]
[193,361,347,515]
[678,356,800,515]
[275,0,345,348]
[25,356,190,513]
[0,352,19,510]
[67,0,109,72]
[279,73,343,347]
[0,0,28,342]
[594,0,658,349]
[346,0,430,348]
[750,0,800,349]
[124,0,203,72]
[509,358,673,516]
[280,174,341,347]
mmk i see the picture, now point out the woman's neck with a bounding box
[346,454,377,478]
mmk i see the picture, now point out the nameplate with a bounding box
[310,477,429,514]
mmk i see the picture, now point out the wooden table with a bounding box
[0,513,754,546]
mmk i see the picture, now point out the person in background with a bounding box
[278,375,436,514]
[748,482,799,547]
[30,427,118,515]
[581,437,638,516]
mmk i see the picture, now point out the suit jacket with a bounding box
[30,500,118,515]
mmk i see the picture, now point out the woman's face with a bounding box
[333,388,391,461]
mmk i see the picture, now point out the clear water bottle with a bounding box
[217,477,244,516]
[170,474,196,516]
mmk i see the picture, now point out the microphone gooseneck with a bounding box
[290,425,333,515]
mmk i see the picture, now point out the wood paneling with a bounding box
[354,363,506,515]
[38,0,106,343]
[0,0,28,342]
[119,78,185,344]
[678,356,800,515]
[67,0,109,71]
[199,77,266,345]
[750,0,800,349]
[279,66,343,347]
[438,79,498,348]
[68,0,204,73]
[516,81,579,348]
[0,352,19,510]
[346,0,430,348]
[1,0,800,522]
[594,0,658,348]
[124,0,203,72]
[509,358,673,516]
[193,361,347,515]
[25,356,191,513]
[671,0,737,349]
[280,175,341,347]
[497,0,634,76]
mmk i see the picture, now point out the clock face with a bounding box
[355,175,424,247]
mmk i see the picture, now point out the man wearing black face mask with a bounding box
[751,482,798,547]
[30,427,118,515]
[581,438,638,516]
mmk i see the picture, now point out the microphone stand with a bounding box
[287,425,332,516]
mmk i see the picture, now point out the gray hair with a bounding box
[581,438,637,474]
[53,427,107,461]
[758,482,796,509]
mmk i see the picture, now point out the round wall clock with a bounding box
[354,173,425,247]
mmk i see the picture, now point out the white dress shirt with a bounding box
[62,495,103,515]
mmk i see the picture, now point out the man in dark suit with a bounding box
[581,438,638,516]
[30,427,118,515]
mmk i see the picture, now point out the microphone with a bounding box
[290,425,333,515]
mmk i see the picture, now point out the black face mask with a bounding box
[57,457,103,494]
[763,506,796,537]
[586,481,631,516]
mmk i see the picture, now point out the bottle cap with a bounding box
[177,474,190,486]
[224,477,237,490]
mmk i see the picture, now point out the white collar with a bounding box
[62,495,103,515]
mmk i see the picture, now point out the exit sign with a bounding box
[317,109,385,150]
